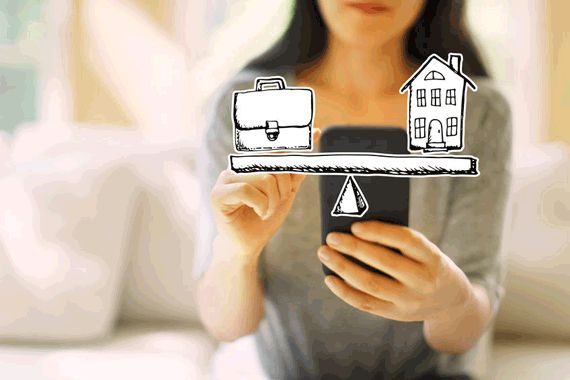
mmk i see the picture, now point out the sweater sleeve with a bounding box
[437,83,513,323]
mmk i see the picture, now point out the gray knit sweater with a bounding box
[196,68,512,379]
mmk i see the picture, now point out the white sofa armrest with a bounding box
[0,144,143,342]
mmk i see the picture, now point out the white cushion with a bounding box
[210,334,268,380]
[0,126,143,341]
[0,123,203,341]
[0,323,217,380]
[119,155,203,323]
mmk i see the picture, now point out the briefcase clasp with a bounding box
[265,120,280,141]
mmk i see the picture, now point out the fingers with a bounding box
[318,245,402,302]
[222,170,292,199]
[291,173,305,192]
[216,170,298,219]
[212,181,268,218]
[313,128,322,147]
[323,274,396,318]
[223,128,321,193]
[223,171,280,217]
[215,128,322,217]
[350,221,440,265]
[325,232,425,286]
[274,172,292,201]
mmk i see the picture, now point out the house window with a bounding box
[431,89,441,106]
[416,89,426,107]
[424,70,445,80]
[414,118,426,138]
[446,117,458,136]
[446,89,456,105]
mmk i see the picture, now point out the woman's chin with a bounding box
[333,31,396,50]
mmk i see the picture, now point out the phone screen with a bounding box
[319,126,410,277]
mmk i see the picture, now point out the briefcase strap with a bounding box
[255,77,286,91]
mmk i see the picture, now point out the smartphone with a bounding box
[319,126,410,278]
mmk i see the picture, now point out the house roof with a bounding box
[399,53,477,93]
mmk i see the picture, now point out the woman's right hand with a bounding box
[210,170,306,260]
[203,166,307,342]
[211,130,320,260]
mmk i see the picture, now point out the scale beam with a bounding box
[230,153,478,176]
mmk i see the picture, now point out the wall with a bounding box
[547,1,570,145]
[69,0,179,127]
[466,0,549,152]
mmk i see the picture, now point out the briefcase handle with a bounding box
[255,77,286,91]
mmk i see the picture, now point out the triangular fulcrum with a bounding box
[331,175,369,217]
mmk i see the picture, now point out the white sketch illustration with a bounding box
[232,76,315,152]
[229,153,478,176]
[228,69,479,218]
[331,175,369,217]
[399,53,477,153]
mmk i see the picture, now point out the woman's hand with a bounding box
[317,220,474,323]
[204,163,311,342]
[211,130,321,260]
[211,170,305,260]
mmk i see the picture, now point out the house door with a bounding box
[428,119,444,144]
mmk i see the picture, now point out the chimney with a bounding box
[448,53,462,73]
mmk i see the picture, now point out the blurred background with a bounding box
[0,1,568,379]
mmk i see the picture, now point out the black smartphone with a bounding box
[319,126,410,278]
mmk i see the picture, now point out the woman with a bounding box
[196,1,512,379]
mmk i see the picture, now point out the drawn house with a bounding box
[400,53,477,153]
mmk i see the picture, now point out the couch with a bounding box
[0,124,568,379]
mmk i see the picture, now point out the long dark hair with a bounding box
[247,0,488,77]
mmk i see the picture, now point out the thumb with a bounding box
[313,128,322,148]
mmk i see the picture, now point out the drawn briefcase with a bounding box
[233,76,314,152]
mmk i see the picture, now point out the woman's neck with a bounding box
[303,36,416,98]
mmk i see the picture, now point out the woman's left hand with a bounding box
[317,220,474,323]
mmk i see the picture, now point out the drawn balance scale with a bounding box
[229,153,478,217]
[230,55,479,217]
